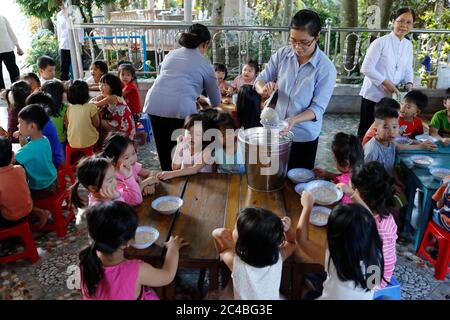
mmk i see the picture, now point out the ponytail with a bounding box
[79,243,104,297]
[71,181,86,209]
[178,23,211,49]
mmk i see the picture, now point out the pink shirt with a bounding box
[115,168,143,206]
[88,192,125,207]
[231,75,255,92]
[375,214,397,289]
[132,162,143,181]
[82,259,159,300]
[333,173,352,204]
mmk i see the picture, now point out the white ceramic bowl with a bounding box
[310,206,332,227]
[130,226,159,249]
[151,196,183,215]
[415,134,439,143]
[429,167,450,181]
[411,155,434,168]
[287,168,315,184]
[295,180,344,206]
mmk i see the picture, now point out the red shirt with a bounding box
[122,81,141,114]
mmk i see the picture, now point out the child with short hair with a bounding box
[0,137,34,228]
[429,89,450,147]
[212,207,296,299]
[297,194,385,299]
[314,132,364,204]
[214,63,232,97]
[41,80,68,144]
[37,55,57,84]
[432,176,450,232]
[118,62,141,118]
[80,201,187,300]
[65,80,100,149]
[3,80,31,142]
[21,72,41,92]
[235,84,261,129]
[86,60,108,91]
[231,60,259,92]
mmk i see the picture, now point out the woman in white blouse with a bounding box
[358,7,415,138]
[0,15,23,90]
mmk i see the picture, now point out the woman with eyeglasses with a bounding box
[358,7,416,139]
[143,23,221,171]
[255,9,336,170]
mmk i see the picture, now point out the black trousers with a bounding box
[0,51,20,89]
[288,138,319,170]
[149,114,185,171]
[60,49,72,81]
[357,97,377,139]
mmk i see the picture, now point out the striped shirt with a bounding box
[375,214,397,288]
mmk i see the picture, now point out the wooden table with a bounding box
[126,173,327,299]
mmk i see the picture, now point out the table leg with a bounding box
[414,190,434,252]
[404,165,418,234]
[209,264,219,291]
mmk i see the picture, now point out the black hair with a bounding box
[37,55,56,69]
[67,80,90,105]
[213,112,237,130]
[41,80,65,117]
[0,137,12,167]
[331,132,364,169]
[184,112,216,150]
[236,85,262,129]
[79,201,138,297]
[99,73,123,97]
[5,80,32,112]
[17,104,49,131]
[391,7,416,22]
[118,61,137,82]
[290,9,322,37]
[71,156,112,209]
[327,203,385,290]
[245,60,259,74]
[91,60,108,74]
[351,161,396,219]
[235,207,284,268]
[374,99,399,120]
[403,90,428,112]
[178,23,211,49]
[444,87,450,101]
[375,97,400,111]
[25,91,57,118]
[21,73,41,86]
[214,63,228,79]
[101,132,134,166]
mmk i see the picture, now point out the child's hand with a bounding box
[301,191,314,210]
[336,182,354,196]
[262,81,277,98]
[442,138,450,147]
[142,184,155,196]
[157,171,175,181]
[13,130,20,139]
[99,184,120,200]
[165,235,189,251]
[105,95,119,105]
[281,216,292,232]
[419,140,437,151]
[120,162,133,179]
[313,167,327,179]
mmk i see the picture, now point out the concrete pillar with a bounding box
[184,0,192,23]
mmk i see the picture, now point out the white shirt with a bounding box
[232,253,283,300]
[359,32,414,103]
[56,6,84,50]
[318,250,374,300]
[0,15,19,53]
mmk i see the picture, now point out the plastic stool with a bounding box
[0,221,39,263]
[373,276,401,300]
[65,144,94,167]
[417,220,450,280]
[139,114,152,142]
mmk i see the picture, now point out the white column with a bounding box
[184,0,192,23]
[64,0,82,79]
[239,0,246,23]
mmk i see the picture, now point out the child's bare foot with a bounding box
[33,208,50,229]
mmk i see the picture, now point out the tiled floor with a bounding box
[0,101,448,299]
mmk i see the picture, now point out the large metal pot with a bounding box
[238,127,293,192]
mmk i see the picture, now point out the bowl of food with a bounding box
[130,226,159,249]
[410,155,434,168]
[429,167,450,181]
[295,180,343,206]
[151,196,183,215]
[415,134,439,144]
[287,168,315,184]
[393,136,411,145]
[310,206,332,227]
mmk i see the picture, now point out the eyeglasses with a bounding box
[395,19,413,26]
[289,37,316,48]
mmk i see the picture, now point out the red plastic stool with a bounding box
[65,144,94,167]
[0,221,39,263]
[33,167,75,238]
[416,220,450,280]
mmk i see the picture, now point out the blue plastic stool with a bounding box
[373,276,401,300]
[139,113,152,142]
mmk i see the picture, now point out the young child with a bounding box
[3,80,31,142]
[214,63,233,98]
[79,201,187,300]
[0,137,34,228]
[65,80,100,150]
[297,193,385,299]
[71,156,123,208]
[231,60,259,93]
[92,73,135,140]
[118,62,142,118]
[431,176,450,232]
[337,161,397,288]
[211,207,296,299]
[41,80,68,144]
[86,60,108,91]
[21,72,41,93]
[313,132,364,204]
[37,55,57,84]
[235,84,262,129]
[102,132,158,204]
[429,88,450,147]
[25,92,64,168]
